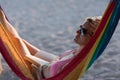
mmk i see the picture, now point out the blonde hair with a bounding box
[86,16,101,27]
[85,16,102,34]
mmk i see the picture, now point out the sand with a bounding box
[0,0,120,80]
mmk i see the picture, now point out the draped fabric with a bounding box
[45,0,120,80]
[0,0,120,80]
[0,23,34,80]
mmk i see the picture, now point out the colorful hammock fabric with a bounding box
[0,0,120,80]
[0,16,35,80]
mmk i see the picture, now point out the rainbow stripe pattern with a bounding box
[0,0,120,80]
[45,0,120,80]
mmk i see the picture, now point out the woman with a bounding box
[0,9,101,78]
[40,16,101,78]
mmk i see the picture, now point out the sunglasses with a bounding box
[79,25,87,36]
[79,25,93,37]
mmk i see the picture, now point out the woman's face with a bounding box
[74,22,93,46]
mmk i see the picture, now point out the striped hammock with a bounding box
[0,0,120,80]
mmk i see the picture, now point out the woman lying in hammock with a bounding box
[0,9,101,79]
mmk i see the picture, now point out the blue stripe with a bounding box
[87,0,120,69]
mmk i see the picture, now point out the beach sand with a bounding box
[0,0,120,80]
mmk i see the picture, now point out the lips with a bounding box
[74,34,79,41]
[74,38,77,41]
[74,31,80,41]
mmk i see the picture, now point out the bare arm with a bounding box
[23,39,60,62]
[24,54,49,67]
[23,39,40,55]
[0,9,59,62]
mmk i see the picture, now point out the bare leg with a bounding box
[0,9,32,56]
[0,9,49,64]
[0,9,20,38]
[0,9,40,54]
[0,9,59,62]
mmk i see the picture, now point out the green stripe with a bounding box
[86,0,120,70]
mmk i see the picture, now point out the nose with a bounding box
[76,30,80,34]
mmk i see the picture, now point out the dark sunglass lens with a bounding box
[80,28,87,36]
[83,29,87,35]
[79,25,87,36]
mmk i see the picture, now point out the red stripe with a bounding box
[65,1,116,78]
[44,1,116,80]
[0,1,117,80]
[0,38,30,80]
[67,0,116,77]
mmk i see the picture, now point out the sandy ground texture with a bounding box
[0,0,120,80]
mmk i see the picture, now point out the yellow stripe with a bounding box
[0,23,34,80]
[64,10,113,80]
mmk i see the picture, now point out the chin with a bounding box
[74,38,77,42]
[74,39,78,44]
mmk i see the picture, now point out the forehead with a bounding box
[82,22,91,29]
